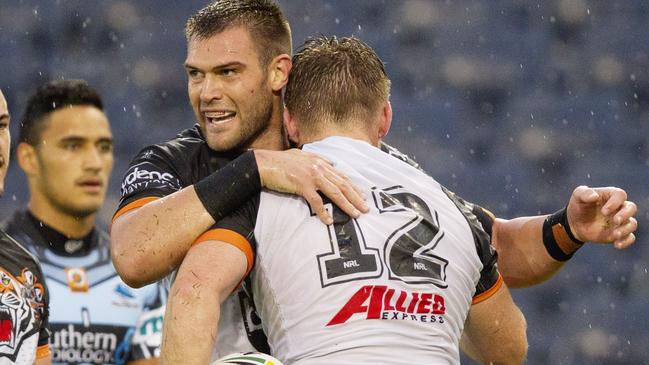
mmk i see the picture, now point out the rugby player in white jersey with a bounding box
[162,36,528,365]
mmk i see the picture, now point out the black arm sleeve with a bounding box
[207,194,261,256]
[194,151,261,223]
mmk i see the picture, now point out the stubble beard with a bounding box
[206,93,274,152]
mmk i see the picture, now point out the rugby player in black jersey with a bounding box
[111,0,637,357]
[0,89,52,364]
[3,81,161,365]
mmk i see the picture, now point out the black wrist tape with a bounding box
[194,151,261,222]
[542,207,585,261]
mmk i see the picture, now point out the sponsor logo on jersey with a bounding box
[65,267,89,292]
[120,166,180,196]
[131,305,164,359]
[327,285,446,326]
[50,323,128,364]
[0,268,45,362]
[111,284,139,308]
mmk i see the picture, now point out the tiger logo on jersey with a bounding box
[0,268,44,361]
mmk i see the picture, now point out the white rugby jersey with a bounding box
[211,136,501,365]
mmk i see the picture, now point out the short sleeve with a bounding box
[193,195,261,276]
[114,146,182,220]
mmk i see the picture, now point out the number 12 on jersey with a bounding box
[317,186,448,288]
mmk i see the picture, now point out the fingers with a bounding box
[296,151,368,222]
[574,186,631,218]
[612,200,637,225]
[257,148,369,225]
[573,185,600,204]
[320,165,369,214]
[614,233,636,249]
[613,216,638,249]
[302,189,332,225]
[596,187,627,215]
[302,161,362,225]
[343,174,368,210]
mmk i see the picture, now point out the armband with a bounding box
[194,151,261,222]
[542,207,585,261]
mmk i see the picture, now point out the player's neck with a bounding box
[249,103,288,150]
[248,127,286,150]
[300,127,379,148]
[28,199,96,239]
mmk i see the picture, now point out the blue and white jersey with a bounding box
[2,210,163,365]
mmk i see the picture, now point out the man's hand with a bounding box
[255,149,369,224]
[567,186,638,249]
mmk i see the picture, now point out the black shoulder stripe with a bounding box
[441,186,500,296]
[472,205,495,238]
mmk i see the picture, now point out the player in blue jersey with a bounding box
[0,89,52,365]
[2,81,162,365]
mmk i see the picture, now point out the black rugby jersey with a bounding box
[114,124,270,356]
[0,228,50,364]
[3,211,161,365]
[115,124,257,217]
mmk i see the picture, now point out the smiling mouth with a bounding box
[204,111,236,125]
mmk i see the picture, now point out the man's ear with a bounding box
[16,142,39,177]
[269,54,292,92]
[283,107,300,144]
[378,101,392,139]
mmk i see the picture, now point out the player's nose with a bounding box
[200,74,224,103]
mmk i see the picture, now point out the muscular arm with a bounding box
[161,241,247,365]
[491,186,637,288]
[111,186,215,287]
[460,283,527,365]
[492,215,558,288]
[112,149,367,288]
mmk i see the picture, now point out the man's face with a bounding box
[0,91,10,196]
[185,26,274,151]
[31,106,113,217]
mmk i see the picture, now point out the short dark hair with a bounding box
[285,36,391,133]
[185,0,292,67]
[20,80,103,145]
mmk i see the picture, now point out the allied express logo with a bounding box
[327,285,446,326]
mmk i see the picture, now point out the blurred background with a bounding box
[1,0,647,363]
